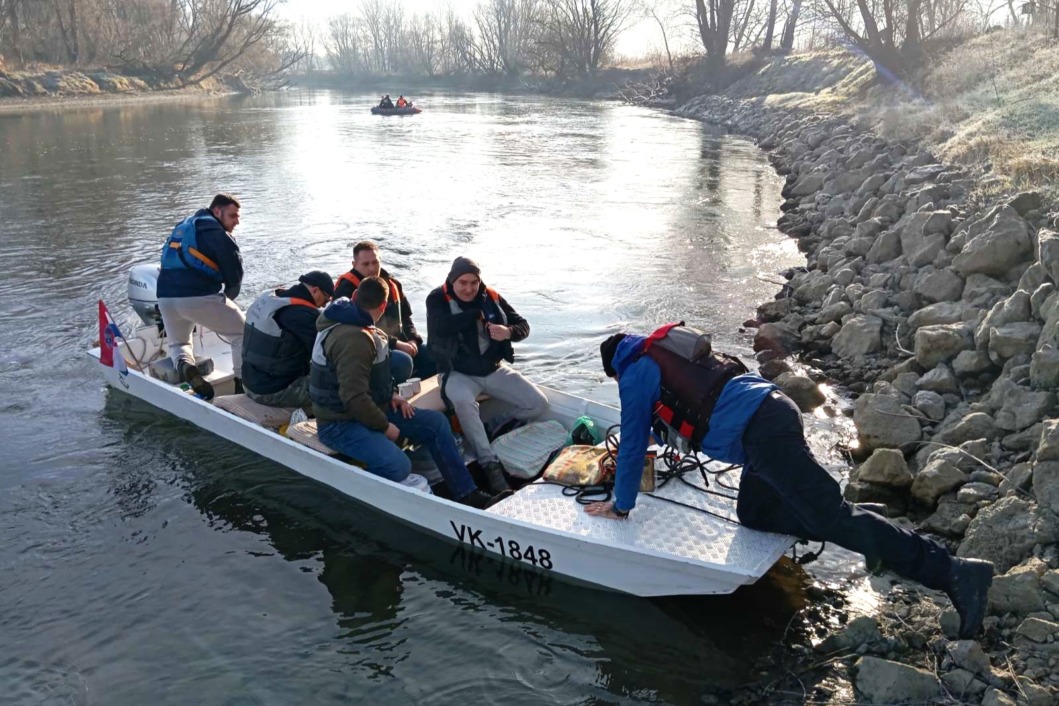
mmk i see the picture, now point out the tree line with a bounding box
[0,0,1055,85]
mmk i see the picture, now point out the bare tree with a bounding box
[641,0,676,71]
[474,0,540,76]
[695,0,735,72]
[762,0,779,50]
[780,0,801,49]
[324,13,363,73]
[405,12,441,75]
[538,0,634,77]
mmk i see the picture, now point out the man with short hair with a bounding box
[334,240,434,380]
[157,193,245,400]
[590,327,994,641]
[310,276,496,508]
[241,270,334,409]
[426,256,548,493]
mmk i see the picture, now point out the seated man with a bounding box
[241,270,334,409]
[426,257,547,493]
[588,326,994,641]
[333,240,435,380]
[310,277,496,508]
[157,193,245,400]
[396,95,408,108]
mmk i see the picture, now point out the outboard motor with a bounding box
[128,263,162,328]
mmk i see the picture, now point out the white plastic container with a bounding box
[400,473,433,494]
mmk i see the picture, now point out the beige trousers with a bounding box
[158,294,245,377]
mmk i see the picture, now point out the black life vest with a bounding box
[336,271,404,339]
[309,323,392,413]
[432,283,509,374]
[241,290,318,394]
[642,322,749,452]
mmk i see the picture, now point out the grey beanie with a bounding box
[447,256,481,283]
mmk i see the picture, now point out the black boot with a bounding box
[458,489,500,509]
[946,557,994,639]
[233,377,244,394]
[179,360,215,401]
[481,461,511,493]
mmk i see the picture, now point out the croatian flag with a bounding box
[98,299,129,375]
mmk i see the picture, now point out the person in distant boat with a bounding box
[591,327,995,641]
[379,95,394,109]
[426,257,547,493]
[396,96,408,108]
[157,193,245,400]
[309,276,497,509]
[240,270,334,409]
[334,240,434,381]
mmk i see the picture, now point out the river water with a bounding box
[0,91,859,704]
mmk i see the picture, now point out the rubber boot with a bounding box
[946,557,994,640]
[481,461,511,493]
[179,360,215,401]
[458,489,499,509]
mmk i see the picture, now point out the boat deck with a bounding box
[487,467,787,575]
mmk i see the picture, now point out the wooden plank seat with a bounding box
[286,419,339,456]
[213,394,297,429]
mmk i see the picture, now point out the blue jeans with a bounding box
[318,407,477,499]
[391,350,413,385]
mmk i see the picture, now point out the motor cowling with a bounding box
[129,263,161,328]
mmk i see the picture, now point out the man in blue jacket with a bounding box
[157,194,245,400]
[241,270,334,409]
[588,328,993,641]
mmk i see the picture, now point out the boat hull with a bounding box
[371,106,421,116]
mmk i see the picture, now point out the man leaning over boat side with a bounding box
[425,256,548,494]
[333,240,435,380]
[240,270,335,410]
[309,276,497,509]
[157,193,246,400]
[589,328,995,642]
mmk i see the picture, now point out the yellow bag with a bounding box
[542,446,611,486]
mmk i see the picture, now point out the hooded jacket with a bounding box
[425,280,529,377]
[309,298,392,430]
[610,335,776,512]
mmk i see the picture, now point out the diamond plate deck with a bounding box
[486,462,792,575]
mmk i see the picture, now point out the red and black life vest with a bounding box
[642,322,749,451]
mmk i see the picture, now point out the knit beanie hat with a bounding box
[447,256,481,283]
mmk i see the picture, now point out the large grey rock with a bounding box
[911,459,968,505]
[915,323,972,369]
[935,412,999,446]
[913,390,946,420]
[921,495,975,536]
[1037,229,1059,285]
[1035,419,1059,461]
[790,172,825,197]
[1032,461,1059,515]
[907,301,967,331]
[952,206,1033,276]
[1030,348,1059,389]
[913,267,965,303]
[854,394,923,451]
[989,321,1042,361]
[1017,616,1059,643]
[775,373,825,412]
[865,228,902,264]
[1008,191,1043,216]
[857,448,913,487]
[962,274,1013,310]
[974,290,1031,350]
[959,498,1054,573]
[982,687,1017,706]
[753,321,799,355]
[947,639,992,674]
[853,656,940,704]
[953,350,994,377]
[989,559,1047,615]
[815,615,882,653]
[916,364,958,394]
[995,388,1055,432]
[831,315,883,359]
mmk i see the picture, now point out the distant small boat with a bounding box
[371,105,421,116]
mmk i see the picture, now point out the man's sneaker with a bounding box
[458,489,499,509]
[946,557,994,639]
[481,461,511,493]
[179,361,215,401]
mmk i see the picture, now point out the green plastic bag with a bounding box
[567,415,604,446]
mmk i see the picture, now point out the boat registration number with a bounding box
[449,521,554,569]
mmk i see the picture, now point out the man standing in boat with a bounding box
[591,326,994,641]
[426,257,548,494]
[157,193,246,400]
[310,276,497,509]
[241,270,335,409]
[333,240,434,380]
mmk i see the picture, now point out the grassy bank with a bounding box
[705,29,1059,200]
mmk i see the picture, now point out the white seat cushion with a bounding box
[286,419,339,456]
[214,394,297,429]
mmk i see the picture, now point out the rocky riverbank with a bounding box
[673,62,1059,705]
[0,65,256,110]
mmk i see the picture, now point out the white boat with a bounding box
[91,267,794,597]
